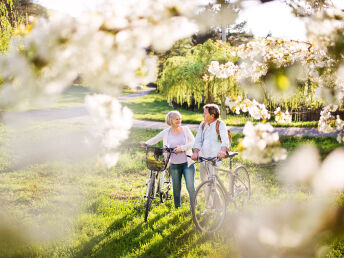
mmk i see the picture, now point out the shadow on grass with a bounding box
[75,208,168,257]
[74,199,214,258]
[139,209,209,257]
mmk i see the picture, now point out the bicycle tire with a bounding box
[233,166,250,209]
[192,180,227,233]
[144,173,155,222]
[160,170,171,203]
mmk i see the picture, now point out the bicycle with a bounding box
[143,145,174,222]
[190,152,251,233]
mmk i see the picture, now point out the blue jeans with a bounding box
[169,163,196,208]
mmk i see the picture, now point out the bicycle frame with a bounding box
[203,160,235,205]
[191,152,250,232]
[145,170,165,198]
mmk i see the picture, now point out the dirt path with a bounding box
[131,119,336,137]
[1,88,154,122]
[1,87,337,137]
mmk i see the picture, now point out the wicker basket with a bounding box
[146,146,169,171]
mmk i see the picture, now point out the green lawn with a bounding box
[123,90,318,127]
[54,85,93,108]
[0,121,342,257]
[54,85,144,108]
[4,85,147,112]
[54,85,148,109]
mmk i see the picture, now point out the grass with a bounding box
[123,90,319,127]
[53,85,149,109]
[0,120,342,257]
[54,85,92,108]
[4,85,148,112]
[54,85,146,108]
[123,91,204,124]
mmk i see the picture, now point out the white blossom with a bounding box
[208,60,238,79]
[235,145,344,257]
[103,152,120,169]
[313,148,344,194]
[0,0,199,109]
[318,104,339,133]
[337,131,344,143]
[225,97,270,120]
[279,144,344,195]
[85,94,133,167]
[274,107,292,123]
[240,122,286,164]
[248,100,270,120]
[278,145,320,186]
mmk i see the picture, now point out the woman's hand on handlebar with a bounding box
[173,146,182,153]
[139,141,147,148]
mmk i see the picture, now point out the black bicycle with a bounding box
[143,145,174,222]
[190,152,251,233]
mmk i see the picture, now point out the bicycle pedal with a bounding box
[144,196,156,199]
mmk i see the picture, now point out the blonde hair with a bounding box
[165,111,182,126]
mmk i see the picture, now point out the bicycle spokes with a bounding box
[193,181,227,233]
[233,166,250,208]
[160,170,171,203]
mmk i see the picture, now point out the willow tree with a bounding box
[0,0,28,53]
[158,39,241,118]
[0,0,15,52]
[0,0,44,53]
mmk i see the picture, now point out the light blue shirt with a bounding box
[193,120,230,158]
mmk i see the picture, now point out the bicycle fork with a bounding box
[159,171,165,191]
[145,171,157,198]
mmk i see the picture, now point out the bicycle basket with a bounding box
[146,146,168,171]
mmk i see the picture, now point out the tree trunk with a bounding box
[221,26,226,42]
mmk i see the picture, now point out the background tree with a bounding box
[158,39,241,115]
[3,0,46,26]
[0,0,46,53]
[0,0,17,52]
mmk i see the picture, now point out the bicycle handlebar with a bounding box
[186,155,221,163]
[186,151,239,163]
[143,144,176,154]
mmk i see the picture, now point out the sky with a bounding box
[237,0,306,40]
[35,0,344,41]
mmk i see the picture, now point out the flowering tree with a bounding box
[1,0,344,256]
[212,2,344,256]
[0,0,202,167]
[210,36,344,144]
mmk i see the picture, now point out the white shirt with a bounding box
[193,120,230,158]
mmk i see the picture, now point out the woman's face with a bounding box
[171,115,181,127]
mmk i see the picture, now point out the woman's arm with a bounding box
[179,126,195,152]
[145,128,168,146]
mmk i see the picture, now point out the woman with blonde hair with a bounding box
[140,111,195,208]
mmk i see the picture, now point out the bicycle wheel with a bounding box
[160,170,171,203]
[233,166,250,209]
[144,172,155,222]
[192,180,227,233]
